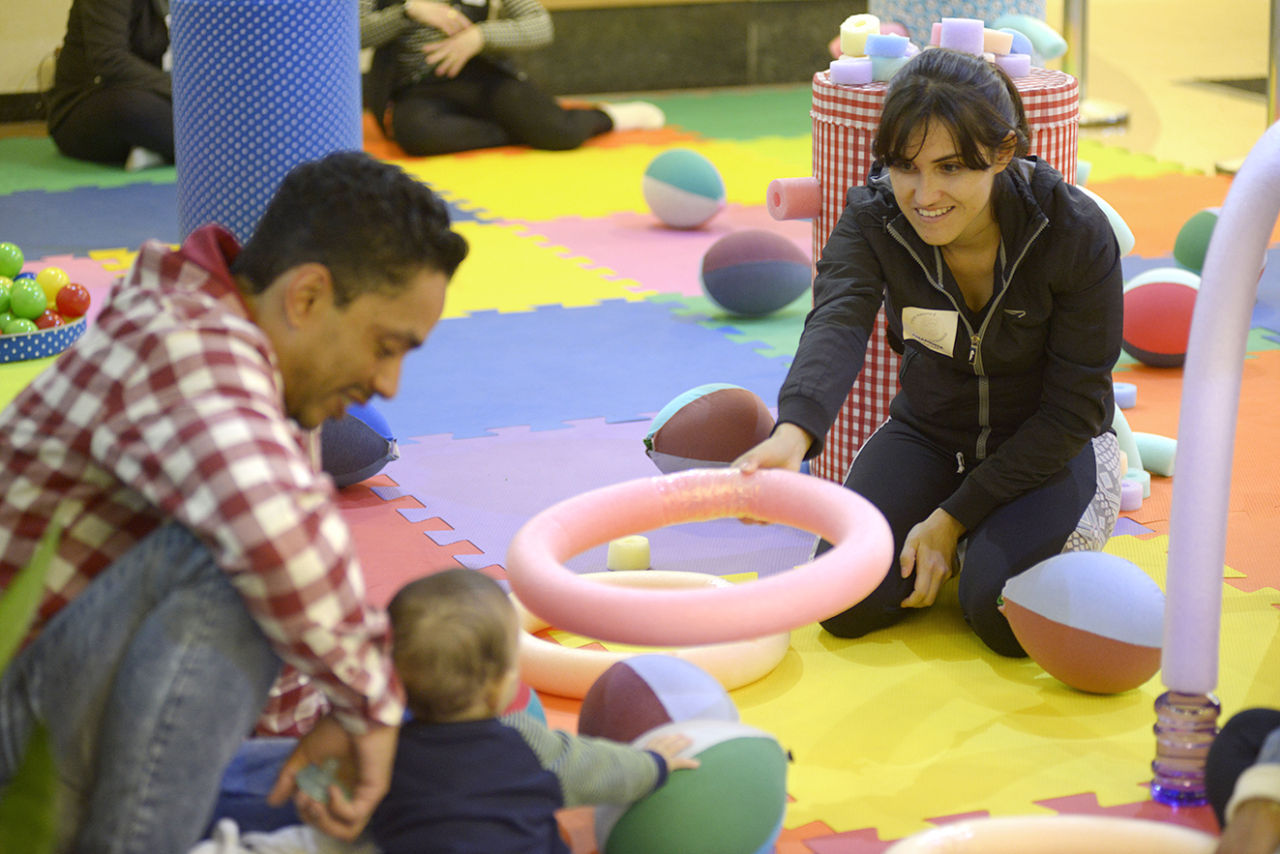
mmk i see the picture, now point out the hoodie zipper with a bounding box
[887,215,1048,461]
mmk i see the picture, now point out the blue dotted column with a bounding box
[170,0,362,243]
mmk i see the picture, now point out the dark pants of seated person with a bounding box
[50,86,174,165]
[390,60,612,156]
[817,418,1116,656]
[1205,707,1280,826]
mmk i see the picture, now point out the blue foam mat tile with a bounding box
[375,299,792,441]
[0,183,181,257]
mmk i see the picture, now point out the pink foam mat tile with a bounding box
[501,205,813,298]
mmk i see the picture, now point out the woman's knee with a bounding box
[957,574,1027,657]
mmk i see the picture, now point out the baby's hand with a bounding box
[643,732,700,773]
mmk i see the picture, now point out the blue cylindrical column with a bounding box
[171,0,362,242]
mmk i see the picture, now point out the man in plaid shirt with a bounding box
[0,151,467,853]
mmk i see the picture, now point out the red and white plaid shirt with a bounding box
[0,225,404,736]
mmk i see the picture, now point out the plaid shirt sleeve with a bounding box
[99,304,403,734]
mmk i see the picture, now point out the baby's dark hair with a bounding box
[232,150,469,307]
[387,569,518,724]
[873,49,1031,171]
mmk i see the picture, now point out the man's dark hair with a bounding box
[232,151,469,306]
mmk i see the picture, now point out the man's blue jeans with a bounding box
[0,522,281,853]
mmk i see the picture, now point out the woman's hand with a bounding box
[422,27,484,77]
[899,508,965,608]
[733,422,812,474]
[404,0,469,35]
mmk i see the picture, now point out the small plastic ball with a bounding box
[0,242,23,280]
[0,277,11,314]
[55,282,91,319]
[3,317,39,335]
[642,149,726,229]
[9,279,48,320]
[35,267,70,302]
[34,310,65,330]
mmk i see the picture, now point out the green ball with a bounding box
[9,279,47,320]
[0,242,23,280]
[0,277,10,314]
[3,317,38,335]
[1172,209,1218,275]
[0,311,14,328]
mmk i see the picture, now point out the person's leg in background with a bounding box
[956,432,1122,656]
[50,87,174,166]
[818,419,966,639]
[391,76,514,156]
[0,522,281,854]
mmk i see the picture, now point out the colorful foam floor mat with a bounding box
[3,87,1279,852]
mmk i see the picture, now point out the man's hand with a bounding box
[424,27,484,78]
[268,715,399,841]
[899,508,964,608]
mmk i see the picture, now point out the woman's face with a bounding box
[888,121,1012,251]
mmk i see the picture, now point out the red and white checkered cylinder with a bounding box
[807,67,1079,484]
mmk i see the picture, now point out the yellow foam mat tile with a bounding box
[442,221,651,317]
[395,138,812,223]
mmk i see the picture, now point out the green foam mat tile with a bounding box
[0,137,175,196]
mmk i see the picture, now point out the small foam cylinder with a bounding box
[171,0,363,242]
[839,13,880,56]
[939,18,986,55]
[864,33,909,58]
[984,28,1016,55]
[830,57,873,86]
[767,178,821,221]
[994,52,1032,78]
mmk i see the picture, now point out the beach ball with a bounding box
[1173,208,1219,275]
[578,655,738,744]
[595,719,788,854]
[642,149,726,229]
[1001,551,1165,694]
[503,680,547,725]
[644,383,774,474]
[319,401,399,488]
[700,229,811,317]
[1121,267,1201,368]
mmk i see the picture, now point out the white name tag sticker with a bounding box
[902,307,959,357]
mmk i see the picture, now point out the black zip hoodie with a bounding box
[778,157,1122,530]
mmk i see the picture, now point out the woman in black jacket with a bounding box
[737,48,1124,656]
[47,0,173,169]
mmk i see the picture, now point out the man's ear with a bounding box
[279,263,334,328]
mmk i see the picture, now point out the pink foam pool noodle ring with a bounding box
[767,177,820,221]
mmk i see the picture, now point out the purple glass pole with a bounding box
[1154,121,1280,804]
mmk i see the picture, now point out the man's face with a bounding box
[283,267,448,429]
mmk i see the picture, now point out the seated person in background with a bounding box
[360,0,665,156]
[1207,707,1280,854]
[0,151,468,853]
[197,568,698,854]
[47,0,174,170]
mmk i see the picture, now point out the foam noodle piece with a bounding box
[1077,158,1093,186]
[1077,185,1136,256]
[1120,478,1143,511]
[1134,432,1177,477]
[994,52,1032,78]
[991,14,1068,60]
[829,56,873,86]
[1000,27,1034,57]
[939,18,985,56]
[1112,408,1143,479]
[767,177,821,221]
[904,41,920,58]
[505,468,894,647]
[1113,381,1137,409]
[930,22,942,46]
[171,0,361,242]
[864,33,909,58]
[607,535,651,571]
[872,54,910,82]
[984,28,1015,55]
[1130,467,1152,498]
[840,13,880,56]
[884,815,1217,853]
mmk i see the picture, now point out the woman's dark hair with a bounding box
[873,49,1031,171]
[232,151,469,306]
